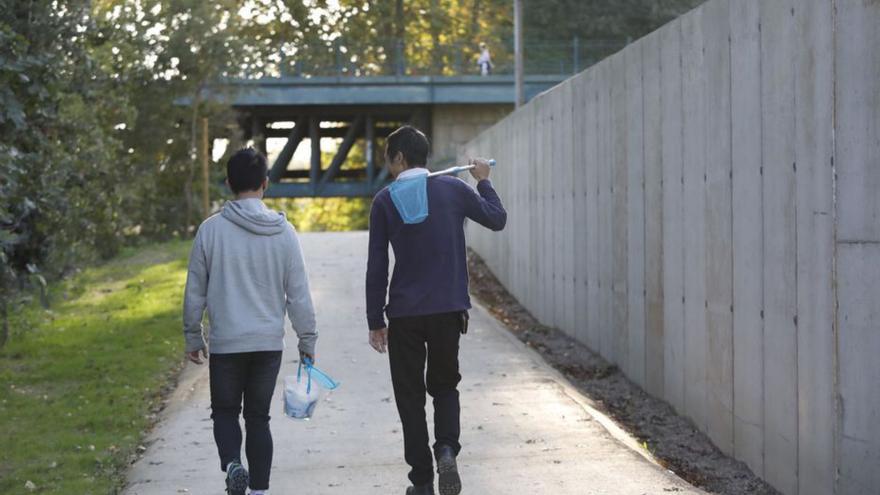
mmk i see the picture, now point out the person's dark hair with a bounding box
[226,148,268,194]
[385,125,429,168]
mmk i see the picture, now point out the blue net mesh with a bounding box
[389,175,429,224]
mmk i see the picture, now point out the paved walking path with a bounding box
[124,232,702,495]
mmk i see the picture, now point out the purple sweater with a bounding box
[366,176,507,330]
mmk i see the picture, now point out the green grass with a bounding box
[0,240,191,494]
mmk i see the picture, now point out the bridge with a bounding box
[198,37,627,197]
[228,75,564,198]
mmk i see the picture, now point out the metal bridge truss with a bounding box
[243,106,430,198]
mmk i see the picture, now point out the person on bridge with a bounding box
[366,125,507,495]
[477,42,493,76]
[183,148,317,495]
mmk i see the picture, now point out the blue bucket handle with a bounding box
[297,358,340,394]
[297,358,313,394]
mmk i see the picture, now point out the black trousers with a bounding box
[209,351,282,491]
[388,311,465,486]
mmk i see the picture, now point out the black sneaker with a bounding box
[406,483,435,495]
[225,460,249,495]
[435,445,461,495]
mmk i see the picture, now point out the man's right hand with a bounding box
[468,158,492,182]
[300,351,315,364]
[186,348,207,365]
[369,328,388,354]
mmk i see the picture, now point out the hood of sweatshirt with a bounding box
[221,198,287,236]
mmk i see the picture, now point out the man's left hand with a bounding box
[186,348,208,365]
[468,157,492,181]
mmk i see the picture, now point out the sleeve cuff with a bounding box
[184,332,207,353]
[368,318,387,331]
[297,339,317,357]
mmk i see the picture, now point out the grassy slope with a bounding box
[0,241,190,494]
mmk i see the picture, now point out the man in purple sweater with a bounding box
[366,125,506,495]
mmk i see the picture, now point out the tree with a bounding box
[1,0,134,342]
[0,0,292,343]
[523,0,705,41]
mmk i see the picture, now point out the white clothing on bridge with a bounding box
[477,47,493,76]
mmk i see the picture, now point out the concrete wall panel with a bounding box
[660,19,685,415]
[680,7,708,431]
[611,55,629,368]
[837,244,880,495]
[835,0,880,243]
[570,74,587,345]
[539,95,552,325]
[642,33,665,398]
[585,71,602,352]
[702,0,735,456]
[527,102,540,315]
[583,68,599,349]
[835,1,880,493]
[562,80,577,337]
[625,44,647,386]
[759,2,799,492]
[794,1,835,493]
[551,88,565,330]
[728,0,765,476]
[597,59,614,360]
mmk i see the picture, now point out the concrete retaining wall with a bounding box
[431,104,512,166]
[459,1,878,493]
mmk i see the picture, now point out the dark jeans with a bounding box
[209,351,282,491]
[388,311,465,486]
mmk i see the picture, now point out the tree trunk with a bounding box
[39,282,48,309]
[1,296,8,348]
[394,0,404,40]
[430,0,443,73]
[392,0,404,74]
[470,0,482,39]
[185,83,204,237]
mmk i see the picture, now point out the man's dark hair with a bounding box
[386,125,429,168]
[226,148,268,194]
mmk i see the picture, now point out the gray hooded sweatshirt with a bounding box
[183,198,317,356]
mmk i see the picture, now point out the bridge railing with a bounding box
[276,37,628,78]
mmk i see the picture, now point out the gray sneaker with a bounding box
[225,460,249,495]
[435,445,461,495]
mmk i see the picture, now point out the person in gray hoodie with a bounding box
[183,148,317,495]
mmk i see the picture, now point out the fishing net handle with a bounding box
[427,159,496,178]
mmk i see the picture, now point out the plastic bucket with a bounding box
[282,360,339,420]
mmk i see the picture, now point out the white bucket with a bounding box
[282,360,339,420]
